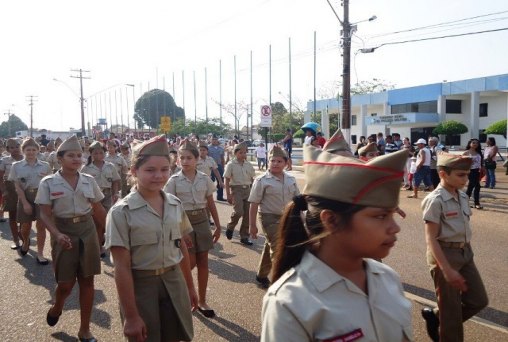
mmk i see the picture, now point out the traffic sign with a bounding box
[260,105,272,128]
[160,116,171,132]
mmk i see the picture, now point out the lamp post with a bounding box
[125,84,136,135]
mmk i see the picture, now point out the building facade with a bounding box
[307,73,508,147]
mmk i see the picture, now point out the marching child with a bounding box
[9,138,52,264]
[248,145,299,288]
[35,135,107,341]
[106,135,197,342]
[105,140,128,198]
[261,145,412,341]
[420,152,488,342]
[224,142,256,245]
[164,140,221,318]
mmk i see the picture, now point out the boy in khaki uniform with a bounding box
[421,152,488,342]
[248,146,299,288]
[224,142,256,245]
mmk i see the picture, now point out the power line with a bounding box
[364,27,508,51]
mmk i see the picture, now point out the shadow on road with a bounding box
[208,257,257,284]
[194,312,259,342]
[51,331,78,341]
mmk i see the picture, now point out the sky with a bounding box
[1,0,507,133]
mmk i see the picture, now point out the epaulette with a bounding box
[268,268,296,295]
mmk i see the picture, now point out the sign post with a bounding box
[160,116,172,135]
[260,105,272,148]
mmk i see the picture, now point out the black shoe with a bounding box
[46,308,61,327]
[10,243,21,250]
[225,229,233,240]
[209,221,214,226]
[256,276,270,289]
[240,238,253,246]
[217,198,227,202]
[198,307,216,318]
[421,307,439,342]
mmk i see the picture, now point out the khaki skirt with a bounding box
[52,214,101,282]
[186,209,213,253]
[16,188,40,223]
[127,266,193,342]
[1,180,18,212]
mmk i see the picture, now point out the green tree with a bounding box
[0,114,28,138]
[134,89,184,129]
[484,119,507,138]
[270,101,305,136]
[432,120,468,135]
[169,118,231,138]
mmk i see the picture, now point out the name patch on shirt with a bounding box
[323,329,364,342]
[445,211,458,217]
[50,192,64,197]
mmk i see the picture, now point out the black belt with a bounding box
[439,241,469,249]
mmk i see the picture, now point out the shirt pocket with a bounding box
[175,183,191,195]
[82,183,96,199]
[130,231,159,247]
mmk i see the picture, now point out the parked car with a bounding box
[252,139,264,146]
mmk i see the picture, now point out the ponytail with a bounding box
[272,195,365,282]
[86,155,92,166]
[272,195,310,282]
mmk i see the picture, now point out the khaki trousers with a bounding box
[226,185,251,239]
[256,213,281,279]
[427,244,488,342]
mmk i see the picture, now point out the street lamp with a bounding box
[53,77,86,136]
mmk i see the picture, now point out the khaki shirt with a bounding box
[224,159,255,186]
[261,251,413,342]
[81,161,121,189]
[106,153,128,176]
[0,156,22,181]
[35,171,104,218]
[421,185,472,243]
[248,171,299,215]
[105,191,193,270]
[164,171,216,210]
[196,156,217,177]
[121,152,132,169]
[47,151,61,171]
[8,159,52,190]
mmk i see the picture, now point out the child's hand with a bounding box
[444,268,467,292]
[249,225,258,239]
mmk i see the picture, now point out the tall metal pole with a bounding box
[125,87,129,131]
[205,67,208,122]
[250,50,253,141]
[181,70,185,113]
[70,69,90,136]
[289,37,293,131]
[26,95,37,137]
[193,70,197,125]
[340,0,352,142]
[234,55,237,136]
[219,60,222,124]
[266,44,272,147]
[313,31,317,122]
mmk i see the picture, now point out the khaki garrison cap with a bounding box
[269,145,287,159]
[55,137,63,145]
[57,135,82,153]
[234,141,248,153]
[437,152,472,170]
[179,139,199,154]
[6,138,21,147]
[121,141,130,149]
[133,135,170,157]
[89,141,104,151]
[47,141,55,149]
[21,137,39,150]
[323,129,353,157]
[198,141,208,149]
[358,142,378,156]
[302,146,407,208]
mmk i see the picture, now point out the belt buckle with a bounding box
[154,268,164,276]
[72,217,80,224]
[458,242,465,248]
[191,210,198,216]
[242,185,247,189]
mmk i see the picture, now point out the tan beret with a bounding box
[358,142,378,156]
[133,135,169,158]
[57,135,82,153]
[21,138,39,150]
[303,146,407,208]
[234,141,247,152]
[269,145,287,159]
[437,152,472,170]
[323,129,353,157]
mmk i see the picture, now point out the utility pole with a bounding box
[70,68,90,137]
[340,0,352,142]
[26,95,38,137]
[3,110,14,137]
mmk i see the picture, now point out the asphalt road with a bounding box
[0,169,507,341]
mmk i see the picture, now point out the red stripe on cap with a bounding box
[303,161,402,175]
[352,173,403,204]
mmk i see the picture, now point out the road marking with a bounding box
[405,291,508,334]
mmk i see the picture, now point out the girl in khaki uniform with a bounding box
[9,138,52,264]
[35,135,107,342]
[105,140,128,197]
[106,135,197,342]
[164,141,221,318]
[0,138,23,249]
[261,137,413,341]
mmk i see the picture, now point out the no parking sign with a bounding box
[260,105,272,128]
